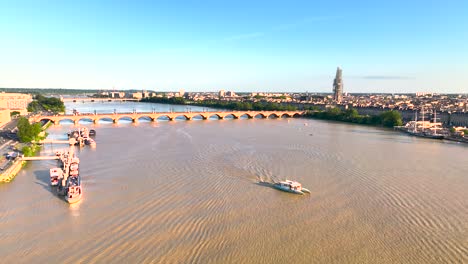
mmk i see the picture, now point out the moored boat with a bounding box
[66,185,82,204]
[273,180,311,195]
[85,138,96,147]
[49,168,63,186]
[65,175,82,204]
[70,162,79,171]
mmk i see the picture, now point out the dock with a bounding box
[21,156,60,161]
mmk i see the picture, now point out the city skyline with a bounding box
[0,1,467,93]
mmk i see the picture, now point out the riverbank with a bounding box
[0,160,26,183]
[303,108,403,128]
[0,120,50,183]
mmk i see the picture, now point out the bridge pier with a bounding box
[132,118,138,123]
[113,119,117,124]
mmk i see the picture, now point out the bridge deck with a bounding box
[31,110,304,125]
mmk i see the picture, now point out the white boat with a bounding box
[273,180,311,195]
[49,168,63,186]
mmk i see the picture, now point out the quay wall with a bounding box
[0,160,25,183]
[291,103,468,127]
[351,107,468,127]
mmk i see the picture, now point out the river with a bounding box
[0,102,467,263]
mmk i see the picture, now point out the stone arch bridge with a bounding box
[30,111,304,125]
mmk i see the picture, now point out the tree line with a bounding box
[304,108,403,127]
[140,97,298,111]
[27,94,65,113]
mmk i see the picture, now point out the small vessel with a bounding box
[85,138,96,147]
[273,180,311,195]
[89,129,96,137]
[70,162,79,171]
[49,168,63,186]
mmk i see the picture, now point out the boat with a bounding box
[49,168,63,186]
[85,138,96,147]
[89,129,96,136]
[70,162,79,171]
[65,175,82,204]
[273,180,311,195]
[403,107,445,140]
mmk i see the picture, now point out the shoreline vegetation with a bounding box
[0,118,49,183]
[140,97,403,127]
[27,94,65,113]
[140,97,298,111]
[303,107,403,128]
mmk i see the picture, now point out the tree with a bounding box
[27,94,65,113]
[380,110,403,127]
[16,117,42,143]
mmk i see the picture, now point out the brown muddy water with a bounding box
[0,118,467,263]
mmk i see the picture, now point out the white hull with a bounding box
[273,184,305,195]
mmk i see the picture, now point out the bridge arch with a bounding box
[239,113,253,119]
[57,118,76,124]
[267,113,279,119]
[38,118,55,124]
[293,113,302,118]
[95,116,115,123]
[191,114,207,120]
[137,115,155,122]
[254,113,266,119]
[77,116,95,123]
[174,115,190,121]
[208,114,223,119]
[156,115,172,121]
[280,113,291,118]
[223,114,238,119]
[116,116,135,123]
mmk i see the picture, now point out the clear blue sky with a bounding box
[0,0,467,93]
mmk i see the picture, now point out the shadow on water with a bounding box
[34,169,60,197]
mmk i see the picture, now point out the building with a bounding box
[333,67,343,103]
[225,91,236,97]
[219,90,225,98]
[0,92,33,115]
[0,109,11,128]
[130,92,143,99]
[110,92,125,98]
